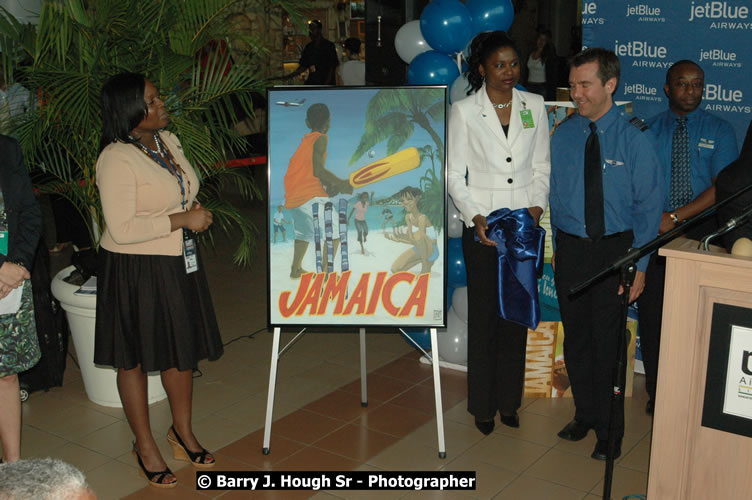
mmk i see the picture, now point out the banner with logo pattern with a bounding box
[582,0,751,147]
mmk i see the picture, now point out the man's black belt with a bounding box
[557,229,632,242]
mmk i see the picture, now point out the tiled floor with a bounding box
[17,201,653,499]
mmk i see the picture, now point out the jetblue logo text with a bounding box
[626,3,665,22]
[700,49,736,62]
[627,4,660,16]
[703,84,750,113]
[614,40,667,59]
[582,2,605,24]
[705,84,743,102]
[689,1,749,21]
[699,49,742,68]
[623,84,657,95]
[623,83,661,102]
[689,1,752,29]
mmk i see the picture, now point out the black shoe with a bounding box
[591,439,622,461]
[500,412,520,428]
[645,400,655,415]
[557,419,593,441]
[475,418,494,435]
[132,442,177,488]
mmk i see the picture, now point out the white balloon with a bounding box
[394,20,431,64]
[450,73,474,104]
[447,196,464,238]
[451,286,468,323]
[438,308,468,365]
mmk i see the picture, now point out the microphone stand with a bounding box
[569,180,752,500]
[701,204,752,250]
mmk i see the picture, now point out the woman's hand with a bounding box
[0,261,29,290]
[472,214,496,246]
[528,206,544,224]
[170,202,213,233]
[185,202,213,232]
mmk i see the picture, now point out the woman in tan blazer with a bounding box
[95,73,222,487]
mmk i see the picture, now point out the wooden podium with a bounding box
[648,238,752,499]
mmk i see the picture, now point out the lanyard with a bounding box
[136,135,187,210]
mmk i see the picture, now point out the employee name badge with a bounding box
[0,231,7,256]
[183,229,198,274]
[520,109,535,129]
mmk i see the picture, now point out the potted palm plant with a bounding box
[0,0,303,406]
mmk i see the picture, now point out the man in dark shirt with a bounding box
[288,20,339,85]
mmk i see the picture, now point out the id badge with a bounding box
[520,109,535,129]
[0,231,7,256]
[183,229,198,274]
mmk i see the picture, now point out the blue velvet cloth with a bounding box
[475,208,546,330]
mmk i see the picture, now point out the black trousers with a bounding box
[636,252,666,403]
[554,231,632,440]
[462,226,527,419]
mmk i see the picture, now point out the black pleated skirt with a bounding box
[94,247,223,372]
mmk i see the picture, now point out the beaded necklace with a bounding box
[130,133,191,210]
[490,100,512,109]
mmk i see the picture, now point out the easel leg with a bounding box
[262,327,281,455]
[359,327,368,407]
[430,328,446,458]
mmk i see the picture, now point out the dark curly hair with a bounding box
[466,31,518,94]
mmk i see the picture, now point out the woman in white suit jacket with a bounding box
[447,31,550,435]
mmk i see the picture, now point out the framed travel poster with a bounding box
[267,86,447,327]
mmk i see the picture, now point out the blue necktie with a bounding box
[670,117,692,209]
[585,122,604,240]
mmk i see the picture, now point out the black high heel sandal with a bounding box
[131,442,177,488]
[167,425,215,468]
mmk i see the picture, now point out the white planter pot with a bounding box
[51,266,167,407]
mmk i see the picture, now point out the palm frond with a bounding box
[350,112,413,164]
[0,0,301,266]
[197,167,259,266]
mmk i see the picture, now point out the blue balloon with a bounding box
[447,237,467,287]
[465,0,514,34]
[407,50,460,86]
[403,327,432,351]
[447,285,455,310]
[420,0,474,54]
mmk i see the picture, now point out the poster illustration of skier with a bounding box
[267,87,447,327]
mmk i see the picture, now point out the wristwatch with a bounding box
[669,213,680,224]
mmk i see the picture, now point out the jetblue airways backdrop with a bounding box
[582,0,751,147]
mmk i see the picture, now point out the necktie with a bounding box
[670,117,692,209]
[584,122,605,240]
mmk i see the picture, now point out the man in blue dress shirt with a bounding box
[637,60,738,415]
[549,48,663,460]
